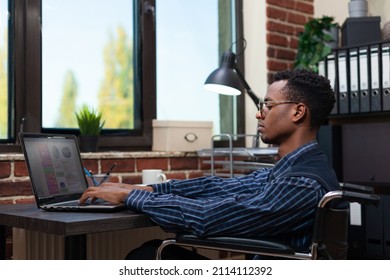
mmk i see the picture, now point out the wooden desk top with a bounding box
[0,203,155,236]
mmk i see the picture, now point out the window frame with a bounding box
[0,0,244,152]
[230,0,246,138]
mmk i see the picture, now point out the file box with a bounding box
[152,120,213,152]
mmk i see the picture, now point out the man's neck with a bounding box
[277,132,317,158]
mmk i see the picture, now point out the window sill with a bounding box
[0,151,199,162]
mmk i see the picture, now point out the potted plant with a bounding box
[294,16,339,72]
[75,105,105,152]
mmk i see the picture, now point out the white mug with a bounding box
[142,169,167,185]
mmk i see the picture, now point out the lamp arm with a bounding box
[234,66,260,109]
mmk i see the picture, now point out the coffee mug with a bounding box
[142,169,167,185]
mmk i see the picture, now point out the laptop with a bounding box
[19,132,124,212]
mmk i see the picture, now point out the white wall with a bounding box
[243,0,266,142]
[368,0,390,28]
[314,0,349,26]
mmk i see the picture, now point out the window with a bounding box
[0,1,9,141]
[156,0,245,135]
[1,0,244,152]
[5,0,154,152]
[42,0,139,131]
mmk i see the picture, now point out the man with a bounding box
[79,68,339,259]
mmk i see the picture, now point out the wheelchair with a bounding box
[156,183,380,260]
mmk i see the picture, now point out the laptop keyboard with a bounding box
[54,200,80,207]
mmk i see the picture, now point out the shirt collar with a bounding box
[271,140,319,179]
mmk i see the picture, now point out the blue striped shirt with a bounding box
[125,141,329,250]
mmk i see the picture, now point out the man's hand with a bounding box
[79,183,153,205]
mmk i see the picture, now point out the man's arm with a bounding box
[78,183,153,205]
[157,168,272,198]
[126,176,325,237]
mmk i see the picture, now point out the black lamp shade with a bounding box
[204,51,242,96]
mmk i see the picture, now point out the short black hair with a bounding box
[273,68,335,128]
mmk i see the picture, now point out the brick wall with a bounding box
[266,0,314,83]
[0,152,208,205]
[0,157,34,205]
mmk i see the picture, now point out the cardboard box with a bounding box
[152,120,213,152]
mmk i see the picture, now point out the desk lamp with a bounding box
[204,50,261,109]
[204,48,262,147]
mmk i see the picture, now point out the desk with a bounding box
[0,204,155,260]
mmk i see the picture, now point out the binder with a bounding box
[382,44,390,111]
[324,53,338,115]
[338,51,349,114]
[349,49,360,113]
[370,46,381,112]
[318,60,325,77]
[359,48,370,113]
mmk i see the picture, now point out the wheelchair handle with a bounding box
[318,190,380,208]
[342,190,380,207]
[340,182,374,194]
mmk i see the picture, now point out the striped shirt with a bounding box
[125,141,329,250]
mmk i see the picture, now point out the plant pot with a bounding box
[79,135,99,152]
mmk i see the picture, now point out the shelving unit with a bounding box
[319,39,390,259]
[198,134,278,178]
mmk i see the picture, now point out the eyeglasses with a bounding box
[258,100,298,117]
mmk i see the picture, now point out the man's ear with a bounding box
[292,103,307,123]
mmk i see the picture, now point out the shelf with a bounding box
[197,147,278,158]
[198,134,278,178]
[203,160,274,169]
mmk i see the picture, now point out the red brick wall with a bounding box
[0,160,33,204]
[266,0,314,83]
[0,154,207,205]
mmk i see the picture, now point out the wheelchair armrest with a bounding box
[342,190,380,207]
[340,183,374,194]
[176,234,295,255]
[319,189,380,209]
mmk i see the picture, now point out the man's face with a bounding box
[256,80,296,145]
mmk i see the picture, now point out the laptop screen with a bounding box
[21,134,88,200]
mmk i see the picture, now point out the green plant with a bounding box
[294,16,338,72]
[75,105,105,136]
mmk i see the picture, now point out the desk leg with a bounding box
[65,234,87,260]
[0,225,5,260]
